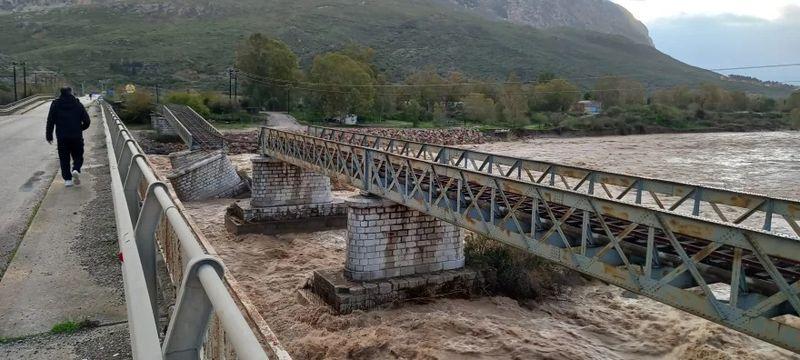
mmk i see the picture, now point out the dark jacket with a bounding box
[46,95,90,142]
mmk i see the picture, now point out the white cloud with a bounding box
[646,7,800,82]
[610,0,799,23]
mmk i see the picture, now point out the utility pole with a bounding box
[155,84,160,104]
[22,62,27,98]
[233,69,238,104]
[12,63,18,101]
[228,68,233,102]
[286,87,291,112]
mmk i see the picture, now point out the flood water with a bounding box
[468,131,800,200]
[176,131,800,359]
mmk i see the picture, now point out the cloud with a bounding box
[610,0,797,22]
[647,5,800,82]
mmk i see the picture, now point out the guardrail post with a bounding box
[124,154,147,223]
[134,182,171,328]
[163,256,225,360]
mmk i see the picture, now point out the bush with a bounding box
[465,233,577,300]
[119,91,154,124]
[604,106,623,117]
[792,109,800,129]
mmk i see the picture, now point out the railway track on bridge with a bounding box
[162,104,225,150]
[262,126,800,353]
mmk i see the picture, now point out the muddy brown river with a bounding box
[468,131,800,199]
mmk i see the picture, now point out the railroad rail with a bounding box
[162,104,225,150]
[262,126,800,353]
[101,101,287,359]
[308,125,800,239]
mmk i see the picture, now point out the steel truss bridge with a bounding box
[260,125,800,353]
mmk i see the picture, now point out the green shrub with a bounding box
[791,109,800,129]
[604,106,623,117]
[119,90,154,124]
[465,233,577,300]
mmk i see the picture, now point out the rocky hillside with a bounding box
[439,0,653,46]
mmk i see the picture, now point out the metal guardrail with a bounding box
[308,126,800,239]
[100,101,281,359]
[0,94,52,115]
[262,127,800,353]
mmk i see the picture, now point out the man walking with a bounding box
[46,87,91,187]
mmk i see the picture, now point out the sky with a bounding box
[610,0,800,83]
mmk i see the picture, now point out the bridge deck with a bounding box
[162,104,224,150]
[261,126,800,354]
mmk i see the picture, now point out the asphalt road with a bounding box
[0,101,57,278]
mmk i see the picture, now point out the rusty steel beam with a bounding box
[263,127,800,354]
[307,125,800,239]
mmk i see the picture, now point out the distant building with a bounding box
[575,100,602,115]
[330,114,358,125]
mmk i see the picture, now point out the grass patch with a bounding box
[50,319,99,335]
[0,335,30,344]
[465,233,580,301]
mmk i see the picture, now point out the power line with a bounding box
[237,68,653,89]
[710,63,800,71]
[239,70,675,96]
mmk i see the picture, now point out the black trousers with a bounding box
[57,137,84,181]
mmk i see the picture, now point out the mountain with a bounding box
[437,0,653,46]
[0,0,790,96]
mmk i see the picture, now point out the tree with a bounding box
[121,90,154,124]
[499,73,528,126]
[697,83,731,111]
[531,79,580,112]
[791,108,800,129]
[309,52,375,117]
[653,86,694,109]
[749,96,777,113]
[593,76,645,108]
[402,99,423,127]
[785,91,800,111]
[537,72,556,84]
[235,33,300,110]
[463,92,496,123]
[729,91,749,111]
[403,68,445,114]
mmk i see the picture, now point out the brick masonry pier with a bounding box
[311,195,478,313]
[344,196,465,281]
[226,156,347,234]
[168,150,247,202]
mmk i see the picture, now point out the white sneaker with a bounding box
[72,170,81,186]
[65,180,74,187]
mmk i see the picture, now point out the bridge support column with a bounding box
[344,195,465,281]
[310,195,477,314]
[225,156,347,234]
[250,156,332,207]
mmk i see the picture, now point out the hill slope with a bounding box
[438,0,653,46]
[0,0,789,96]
